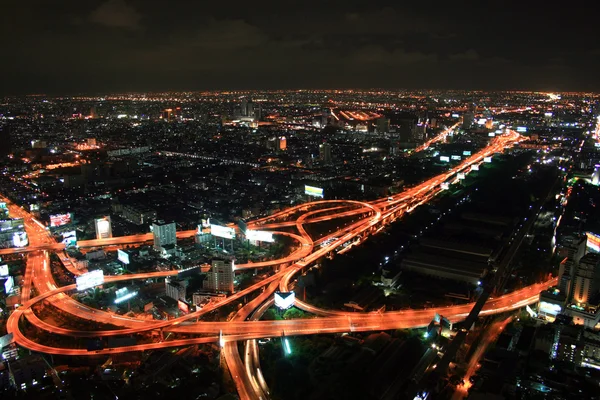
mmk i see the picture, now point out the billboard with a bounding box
[457,172,466,180]
[539,301,561,316]
[451,155,462,161]
[29,204,39,212]
[0,265,8,277]
[211,224,235,239]
[441,182,450,190]
[50,213,72,227]
[488,132,496,137]
[0,202,6,209]
[201,218,211,228]
[95,216,112,239]
[274,291,295,310]
[114,287,138,304]
[12,232,28,247]
[246,230,275,243]
[439,156,450,162]
[483,156,492,163]
[61,231,77,247]
[586,232,600,253]
[4,276,14,294]
[117,249,130,264]
[304,185,324,198]
[471,164,480,171]
[463,150,472,156]
[178,299,190,314]
[76,269,104,291]
[516,126,527,132]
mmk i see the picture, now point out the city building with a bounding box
[203,259,234,293]
[165,278,188,301]
[94,216,112,240]
[573,253,600,304]
[463,111,475,129]
[152,220,176,250]
[122,205,157,226]
[0,125,12,157]
[278,136,287,151]
[558,235,587,299]
[319,142,332,165]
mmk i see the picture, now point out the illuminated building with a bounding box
[573,253,600,304]
[278,136,287,151]
[94,216,112,240]
[592,166,600,186]
[319,142,332,164]
[165,277,188,301]
[558,235,587,300]
[203,260,234,293]
[152,220,176,250]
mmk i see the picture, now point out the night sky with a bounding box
[1,0,598,95]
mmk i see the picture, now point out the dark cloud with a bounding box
[89,0,141,29]
[0,0,598,94]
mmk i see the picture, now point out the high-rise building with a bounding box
[152,220,176,250]
[376,117,390,134]
[203,260,234,293]
[463,112,475,129]
[278,136,287,151]
[558,235,587,300]
[398,118,416,142]
[319,143,332,165]
[573,253,600,304]
[592,165,600,186]
[94,216,112,240]
[165,278,188,301]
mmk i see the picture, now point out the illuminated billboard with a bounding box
[211,224,235,239]
[95,216,112,239]
[0,202,6,209]
[516,126,527,132]
[463,150,472,156]
[483,156,492,163]
[451,113,459,118]
[246,230,275,243]
[586,232,600,253]
[488,132,496,137]
[29,204,39,212]
[61,231,77,247]
[477,118,487,125]
[471,164,479,171]
[50,213,72,227]
[114,287,138,304]
[451,155,462,161]
[4,276,14,294]
[117,249,130,264]
[178,299,190,314]
[12,232,28,247]
[457,173,466,180]
[304,185,324,198]
[539,301,562,316]
[441,182,450,190]
[201,218,211,228]
[439,156,450,163]
[274,291,295,310]
[0,265,8,277]
[76,269,104,291]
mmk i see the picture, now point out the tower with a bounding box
[152,220,177,250]
[573,253,600,304]
[203,260,234,293]
[319,143,332,165]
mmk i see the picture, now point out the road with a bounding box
[1,130,550,400]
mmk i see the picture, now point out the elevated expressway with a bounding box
[3,130,549,399]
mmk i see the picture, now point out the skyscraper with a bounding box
[152,220,177,249]
[558,235,587,300]
[573,253,600,304]
[203,260,234,293]
[319,142,332,165]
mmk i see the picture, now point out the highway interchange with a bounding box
[2,128,556,399]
